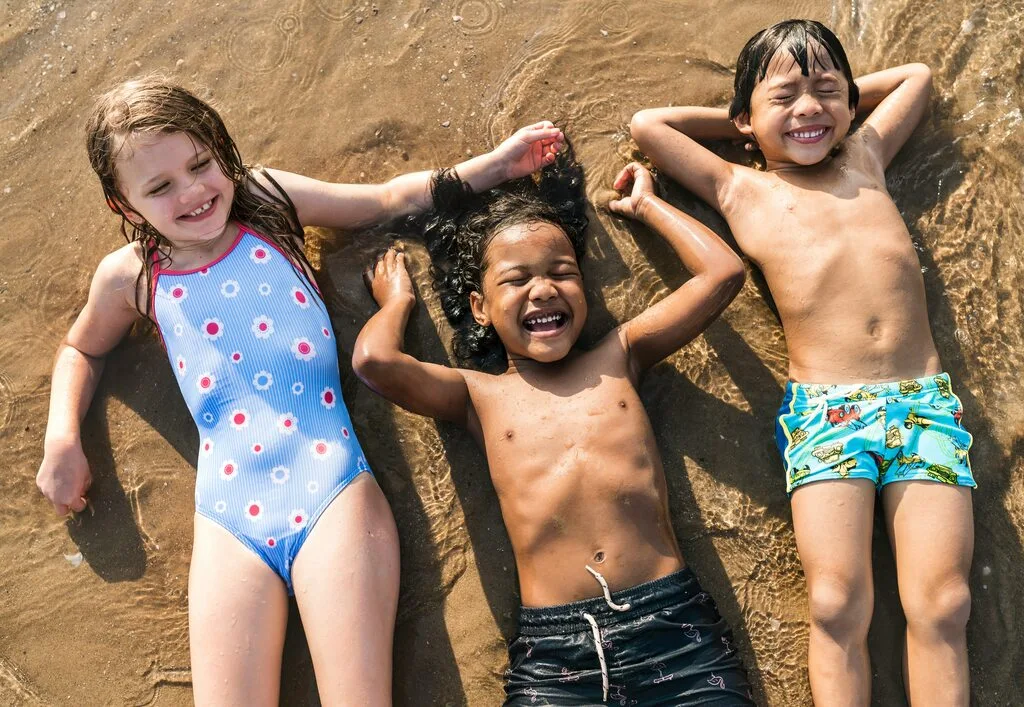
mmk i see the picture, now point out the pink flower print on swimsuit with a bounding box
[150,227,371,593]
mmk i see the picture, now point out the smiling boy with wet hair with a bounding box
[729,19,860,122]
[631,17,975,707]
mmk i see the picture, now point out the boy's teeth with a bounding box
[188,200,213,216]
[791,128,826,139]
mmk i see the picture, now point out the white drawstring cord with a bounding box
[582,612,609,702]
[585,565,632,611]
[581,565,632,702]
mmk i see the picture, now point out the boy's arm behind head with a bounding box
[856,63,934,169]
[630,106,740,215]
[353,249,472,426]
[608,164,744,381]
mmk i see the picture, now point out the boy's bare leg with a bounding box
[292,473,401,707]
[189,515,289,706]
[883,481,972,707]
[791,479,876,707]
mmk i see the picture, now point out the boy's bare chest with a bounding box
[469,373,655,472]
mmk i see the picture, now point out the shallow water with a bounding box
[1,1,1021,704]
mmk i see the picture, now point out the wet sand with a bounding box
[1,1,1022,704]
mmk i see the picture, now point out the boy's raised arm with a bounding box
[608,164,744,382]
[856,63,933,168]
[629,106,740,214]
[353,248,472,426]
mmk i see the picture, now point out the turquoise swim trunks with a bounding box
[775,373,976,494]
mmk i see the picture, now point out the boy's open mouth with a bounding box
[178,196,218,221]
[785,126,830,144]
[522,310,569,335]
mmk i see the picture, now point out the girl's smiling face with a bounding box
[470,221,587,364]
[735,42,855,171]
[115,130,236,251]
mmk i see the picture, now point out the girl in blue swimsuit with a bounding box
[35,77,563,705]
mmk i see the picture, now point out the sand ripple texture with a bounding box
[1,0,1021,705]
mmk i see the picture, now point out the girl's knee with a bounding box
[807,577,873,641]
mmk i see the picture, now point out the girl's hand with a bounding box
[492,121,565,181]
[607,163,656,221]
[37,438,92,516]
[364,247,416,309]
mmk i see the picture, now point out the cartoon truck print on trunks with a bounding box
[790,427,809,446]
[845,387,879,402]
[898,379,923,395]
[830,459,858,478]
[886,424,904,449]
[903,409,933,430]
[926,463,958,485]
[827,404,863,428]
[935,376,952,399]
[812,442,844,465]
[893,451,926,477]
[790,465,812,484]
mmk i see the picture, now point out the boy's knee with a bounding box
[807,578,873,641]
[902,579,971,637]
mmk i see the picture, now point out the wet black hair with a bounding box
[729,19,859,120]
[420,145,588,371]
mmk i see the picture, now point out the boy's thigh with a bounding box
[882,481,974,584]
[189,514,289,707]
[790,479,877,584]
[290,473,400,706]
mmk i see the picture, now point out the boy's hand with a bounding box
[37,438,92,516]
[607,163,656,221]
[364,247,416,309]
[491,121,565,181]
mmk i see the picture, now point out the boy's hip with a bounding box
[504,568,752,705]
[775,372,975,493]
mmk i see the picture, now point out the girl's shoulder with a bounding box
[94,242,147,313]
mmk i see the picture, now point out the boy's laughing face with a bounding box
[735,41,856,170]
[470,221,586,364]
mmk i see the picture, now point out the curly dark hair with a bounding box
[420,146,588,371]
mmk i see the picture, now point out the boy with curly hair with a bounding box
[354,149,753,705]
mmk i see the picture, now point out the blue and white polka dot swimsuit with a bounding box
[151,226,371,592]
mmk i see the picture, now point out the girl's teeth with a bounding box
[188,200,213,217]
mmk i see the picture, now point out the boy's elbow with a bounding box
[351,343,387,386]
[909,63,933,88]
[629,110,658,142]
[715,260,746,301]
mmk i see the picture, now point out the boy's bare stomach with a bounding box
[766,242,943,384]
[496,467,684,608]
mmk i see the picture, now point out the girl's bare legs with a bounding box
[883,481,972,707]
[189,515,289,706]
[291,473,401,707]
[791,478,876,707]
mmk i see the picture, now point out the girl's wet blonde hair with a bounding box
[86,76,313,316]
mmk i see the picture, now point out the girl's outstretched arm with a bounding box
[261,122,564,230]
[37,247,142,515]
[607,164,745,383]
[352,248,472,426]
[856,63,933,168]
